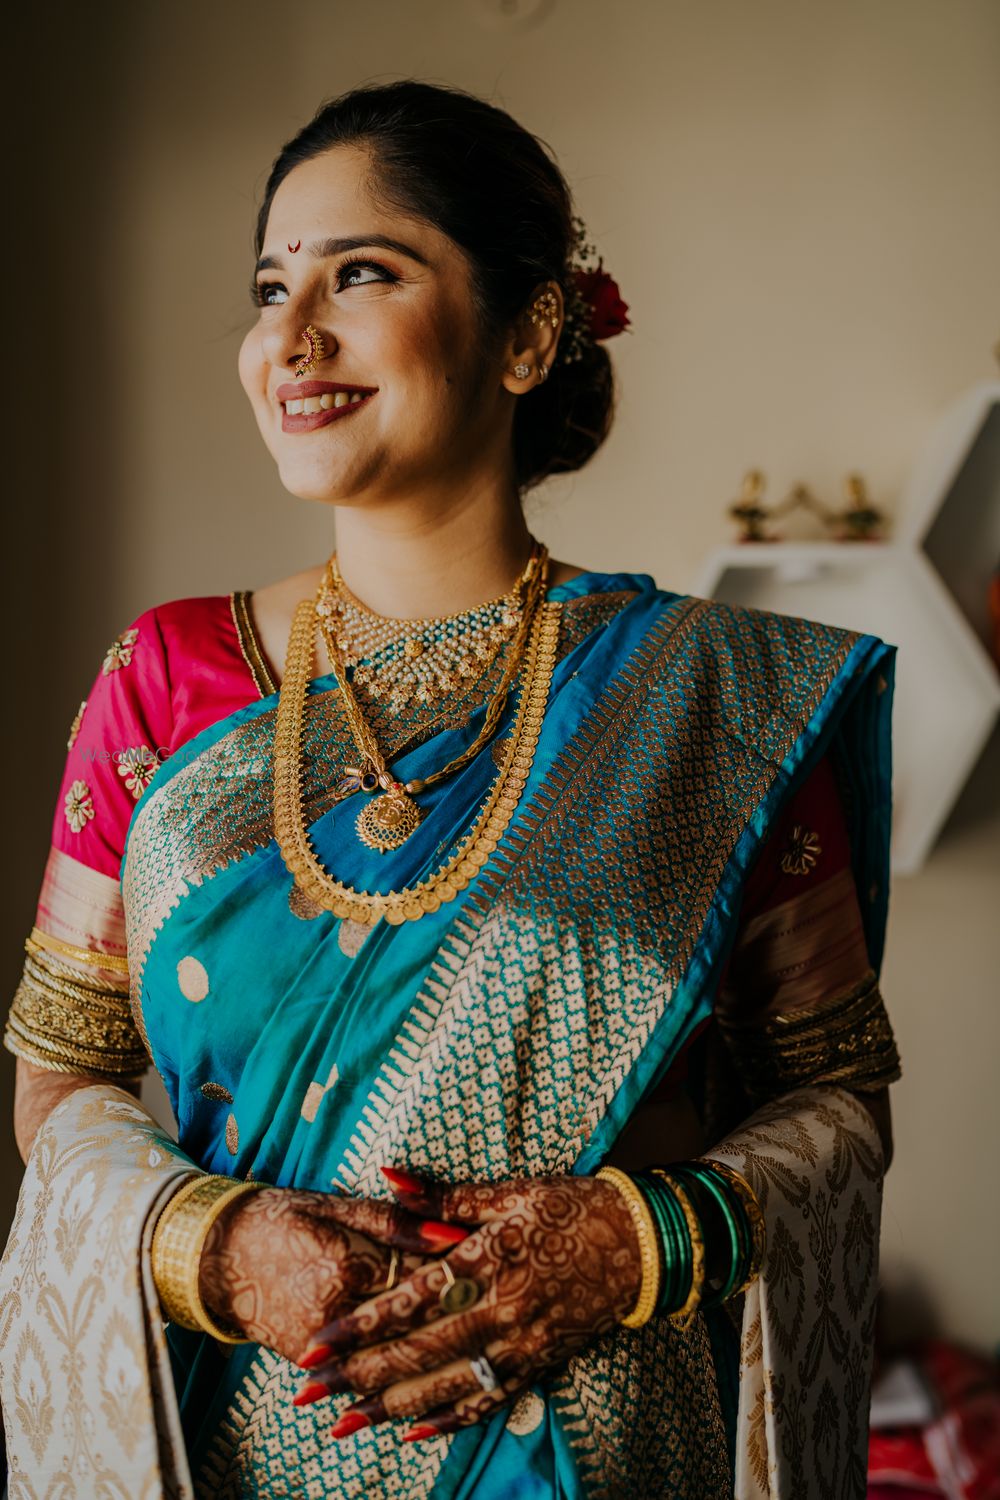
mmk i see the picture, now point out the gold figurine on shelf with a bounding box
[727,471,887,543]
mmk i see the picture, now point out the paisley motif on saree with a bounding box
[110,577,892,1498]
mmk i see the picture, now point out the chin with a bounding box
[275,455,352,506]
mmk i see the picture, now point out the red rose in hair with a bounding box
[573,262,630,341]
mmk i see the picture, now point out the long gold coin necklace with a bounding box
[315,545,548,854]
[272,545,561,926]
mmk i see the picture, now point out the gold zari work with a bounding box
[717,971,901,1106]
[5,940,147,1078]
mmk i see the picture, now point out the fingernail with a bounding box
[330,1410,370,1439]
[381,1165,426,1196]
[293,1381,332,1408]
[298,1342,336,1370]
[418,1220,469,1247]
[402,1423,440,1442]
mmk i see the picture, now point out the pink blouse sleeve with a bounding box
[5,610,176,1077]
[53,608,176,882]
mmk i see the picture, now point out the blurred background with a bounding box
[5,0,998,1382]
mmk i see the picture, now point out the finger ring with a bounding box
[438,1259,479,1315]
[382,1247,400,1294]
[470,1355,499,1393]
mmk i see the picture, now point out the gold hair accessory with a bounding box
[528,289,559,329]
[513,362,531,380]
[294,324,325,379]
[438,1259,480,1314]
[151,1174,267,1343]
[595,1165,661,1328]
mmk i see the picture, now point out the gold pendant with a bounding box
[355,791,422,853]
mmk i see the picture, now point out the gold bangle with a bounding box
[595,1165,661,1329]
[698,1159,767,1292]
[151,1174,265,1344]
[650,1170,706,1331]
[27,926,130,975]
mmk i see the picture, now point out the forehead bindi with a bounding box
[264,149,445,269]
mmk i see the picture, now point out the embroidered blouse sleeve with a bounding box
[4,610,175,1079]
[715,756,901,1107]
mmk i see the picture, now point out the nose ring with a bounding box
[294,325,325,380]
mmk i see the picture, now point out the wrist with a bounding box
[151,1174,266,1343]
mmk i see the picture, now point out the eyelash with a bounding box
[250,255,398,307]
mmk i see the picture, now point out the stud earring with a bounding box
[513,362,531,380]
[528,289,559,329]
[294,325,325,379]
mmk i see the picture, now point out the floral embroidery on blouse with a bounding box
[779,825,822,877]
[116,746,159,800]
[64,780,95,834]
[66,700,87,750]
[102,628,139,675]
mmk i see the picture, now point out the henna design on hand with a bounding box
[198,1187,454,1364]
[298,1173,642,1434]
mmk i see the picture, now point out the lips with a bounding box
[275,380,378,434]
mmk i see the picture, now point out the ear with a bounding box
[500,280,564,394]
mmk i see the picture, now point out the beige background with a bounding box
[4,0,998,1351]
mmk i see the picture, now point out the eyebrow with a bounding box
[254,235,430,275]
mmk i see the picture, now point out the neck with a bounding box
[331,485,535,619]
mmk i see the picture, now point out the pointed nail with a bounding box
[402,1423,440,1442]
[330,1410,370,1439]
[299,1342,336,1370]
[419,1220,469,1247]
[293,1381,331,1408]
[381,1165,427,1196]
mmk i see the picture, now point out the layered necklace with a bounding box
[273,543,561,926]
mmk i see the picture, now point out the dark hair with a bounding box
[256,80,614,491]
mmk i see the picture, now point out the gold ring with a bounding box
[438,1259,480,1315]
[383,1247,400,1294]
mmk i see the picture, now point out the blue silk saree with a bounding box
[119,572,894,1499]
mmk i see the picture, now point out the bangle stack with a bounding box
[597,1159,765,1331]
[150,1174,265,1344]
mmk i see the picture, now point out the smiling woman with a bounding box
[1,80,898,1500]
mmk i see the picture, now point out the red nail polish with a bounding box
[419,1220,469,1247]
[293,1381,329,1408]
[298,1342,336,1370]
[381,1165,427,1196]
[331,1410,370,1439]
[402,1423,439,1442]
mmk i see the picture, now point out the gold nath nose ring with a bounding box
[294,325,325,379]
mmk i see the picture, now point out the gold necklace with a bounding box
[273,596,562,925]
[319,563,525,711]
[317,547,549,853]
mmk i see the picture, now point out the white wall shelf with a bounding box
[696,382,1000,875]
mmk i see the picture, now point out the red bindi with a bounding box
[288,239,301,253]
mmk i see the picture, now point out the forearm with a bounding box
[13,1055,140,1162]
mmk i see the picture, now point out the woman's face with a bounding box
[239,144,510,506]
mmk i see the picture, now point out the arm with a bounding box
[13,1056,140,1162]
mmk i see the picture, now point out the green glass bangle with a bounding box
[672,1164,744,1308]
[636,1173,685,1315]
[651,1169,705,1330]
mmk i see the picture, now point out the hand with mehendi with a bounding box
[198,1186,469,1365]
[293,1168,642,1441]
